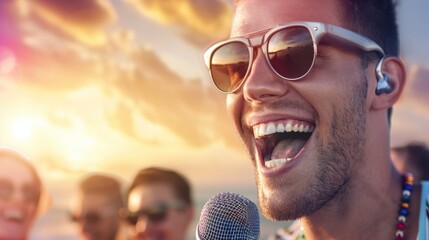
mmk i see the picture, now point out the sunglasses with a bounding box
[70,212,104,224]
[0,179,40,204]
[121,200,186,225]
[203,21,385,93]
[70,207,118,224]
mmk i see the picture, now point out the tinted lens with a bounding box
[126,215,138,225]
[268,26,315,79]
[147,209,167,222]
[126,208,167,225]
[210,42,250,92]
[70,212,101,223]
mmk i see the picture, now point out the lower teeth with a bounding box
[265,158,293,168]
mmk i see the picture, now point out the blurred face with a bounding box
[127,183,193,240]
[0,158,40,240]
[72,192,120,240]
[227,0,370,220]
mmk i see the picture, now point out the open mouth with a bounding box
[253,120,314,169]
[4,209,25,223]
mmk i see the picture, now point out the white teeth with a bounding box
[258,124,266,138]
[293,124,299,132]
[266,123,276,135]
[303,125,309,132]
[265,158,295,168]
[285,122,292,132]
[276,123,285,132]
[253,120,314,138]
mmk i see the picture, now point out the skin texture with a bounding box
[226,0,413,239]
[72,192,121,240]
[127,183,193,240]
[0,158,39,240]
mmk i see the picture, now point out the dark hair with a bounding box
[392,142,429,180]
[340,0,399,124]
[340,0,399,57]
[80,174,124,208]
[128,167,193,206]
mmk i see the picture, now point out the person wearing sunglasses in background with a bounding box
[121,167,194,240]
[0,146,50,240]
[203,0,429,239]
[70,174,125,240]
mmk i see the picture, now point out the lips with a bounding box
[252,119,314,170]
[0,209,27,237]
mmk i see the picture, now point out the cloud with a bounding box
[109,45,242,149]
[28,0,117,46]
[2,0,242,150]
[125,0,233,46]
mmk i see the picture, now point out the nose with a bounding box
[243,48,289,102]
[135,216,151,233]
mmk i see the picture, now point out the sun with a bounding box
[10,118,35,141]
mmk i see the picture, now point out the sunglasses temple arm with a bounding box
[326,24,385,55]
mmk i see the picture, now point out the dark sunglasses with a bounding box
[203,21,385,93]
[121,200,186,225]
[70,207,118,224]
[0,179,40,204]
[70,212,103,224]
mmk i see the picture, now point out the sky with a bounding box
[0,0,428,239]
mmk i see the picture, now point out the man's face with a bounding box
[227,0,371,220]
[73,192,120,240]
[127,183,193,240]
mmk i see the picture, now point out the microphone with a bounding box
[196,192,260,240]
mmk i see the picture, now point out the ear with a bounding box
[370,56,406,111]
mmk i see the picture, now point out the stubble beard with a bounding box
[255,76,368,221]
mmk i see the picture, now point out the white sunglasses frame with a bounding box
[203,21,385,93]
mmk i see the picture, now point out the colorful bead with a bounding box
[402,190,411,197]
[402,195,411,202]
[395,173,413,240]
[399,208,409,216]
[404,185,413,191]
[395,230,404,237]
[401,202,409,209]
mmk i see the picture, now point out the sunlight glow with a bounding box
[11,118,35,140]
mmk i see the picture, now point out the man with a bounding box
[122,167,194,240]
[203,0,429,239]
[392,142,429,182]
[71,174,125,240]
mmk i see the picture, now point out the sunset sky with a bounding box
[0,0,428,238]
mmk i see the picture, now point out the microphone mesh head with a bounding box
[197,192,260,240]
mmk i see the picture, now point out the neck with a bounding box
[299,168,420,240]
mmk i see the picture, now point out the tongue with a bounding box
[271,138,306,160]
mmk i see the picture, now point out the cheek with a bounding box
[25,204,38,223]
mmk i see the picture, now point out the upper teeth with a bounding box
[253,120,314,139]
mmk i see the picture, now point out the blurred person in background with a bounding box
[0,146,50,240]
[70,174,125,240]
[392,142,429,182]
[121,167,194,240]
